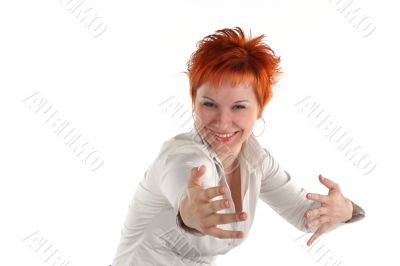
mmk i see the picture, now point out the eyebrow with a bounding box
[201,96,249,104]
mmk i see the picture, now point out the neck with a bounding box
[219,154,240,175]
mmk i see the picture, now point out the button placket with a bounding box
[214,158,238,248]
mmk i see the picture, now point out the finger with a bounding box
[202,185,228,202]
[204,199,232,215]
[206,226,245,239]
[306,193,329,204]
[304,206,329,218]
[319,175,340,191]
[307,223,329,246]
[305,215,330,230]
[187,165,206,189]
[203,212,247,227]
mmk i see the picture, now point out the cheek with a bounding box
[195,108,213,125]
[236,113,257,130]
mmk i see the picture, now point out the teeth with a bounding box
[214,132,235,138]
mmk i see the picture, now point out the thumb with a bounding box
[187,165,206,188]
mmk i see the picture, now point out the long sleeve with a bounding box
[258,148,321,232]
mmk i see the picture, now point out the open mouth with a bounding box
[208,129,240,143]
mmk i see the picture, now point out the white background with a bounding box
[1,0,399,265]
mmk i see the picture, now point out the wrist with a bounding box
[176,197,204,236]
[344,198,353,222]
[176,210,204,236]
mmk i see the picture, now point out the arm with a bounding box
[258,148,320,232]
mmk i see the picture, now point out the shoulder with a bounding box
[158,131,214,167]
[240,134,269,171]
[155,131,218,187]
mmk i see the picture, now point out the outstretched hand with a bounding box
[179,165,247,239]
[304,175,353,246]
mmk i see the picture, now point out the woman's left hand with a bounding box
[304,174,353,246]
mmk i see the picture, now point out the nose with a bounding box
[214,109,233,129]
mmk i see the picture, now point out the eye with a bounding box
[233,105,245,110]
[203,102,215,107]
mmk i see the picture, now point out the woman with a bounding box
[111,27,365,266]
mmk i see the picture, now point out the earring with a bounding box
[252,117,265,137]
[192,111,196,122]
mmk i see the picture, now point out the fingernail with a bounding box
[240,213,247,220]
[197,165,202,172]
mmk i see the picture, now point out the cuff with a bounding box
[345,201,366,223]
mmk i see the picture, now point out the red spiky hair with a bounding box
[186,27,281,118]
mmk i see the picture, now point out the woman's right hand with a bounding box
[179,165,247,239]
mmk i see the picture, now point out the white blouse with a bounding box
[111,126,332,266]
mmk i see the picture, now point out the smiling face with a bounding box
[193,78,260,163]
